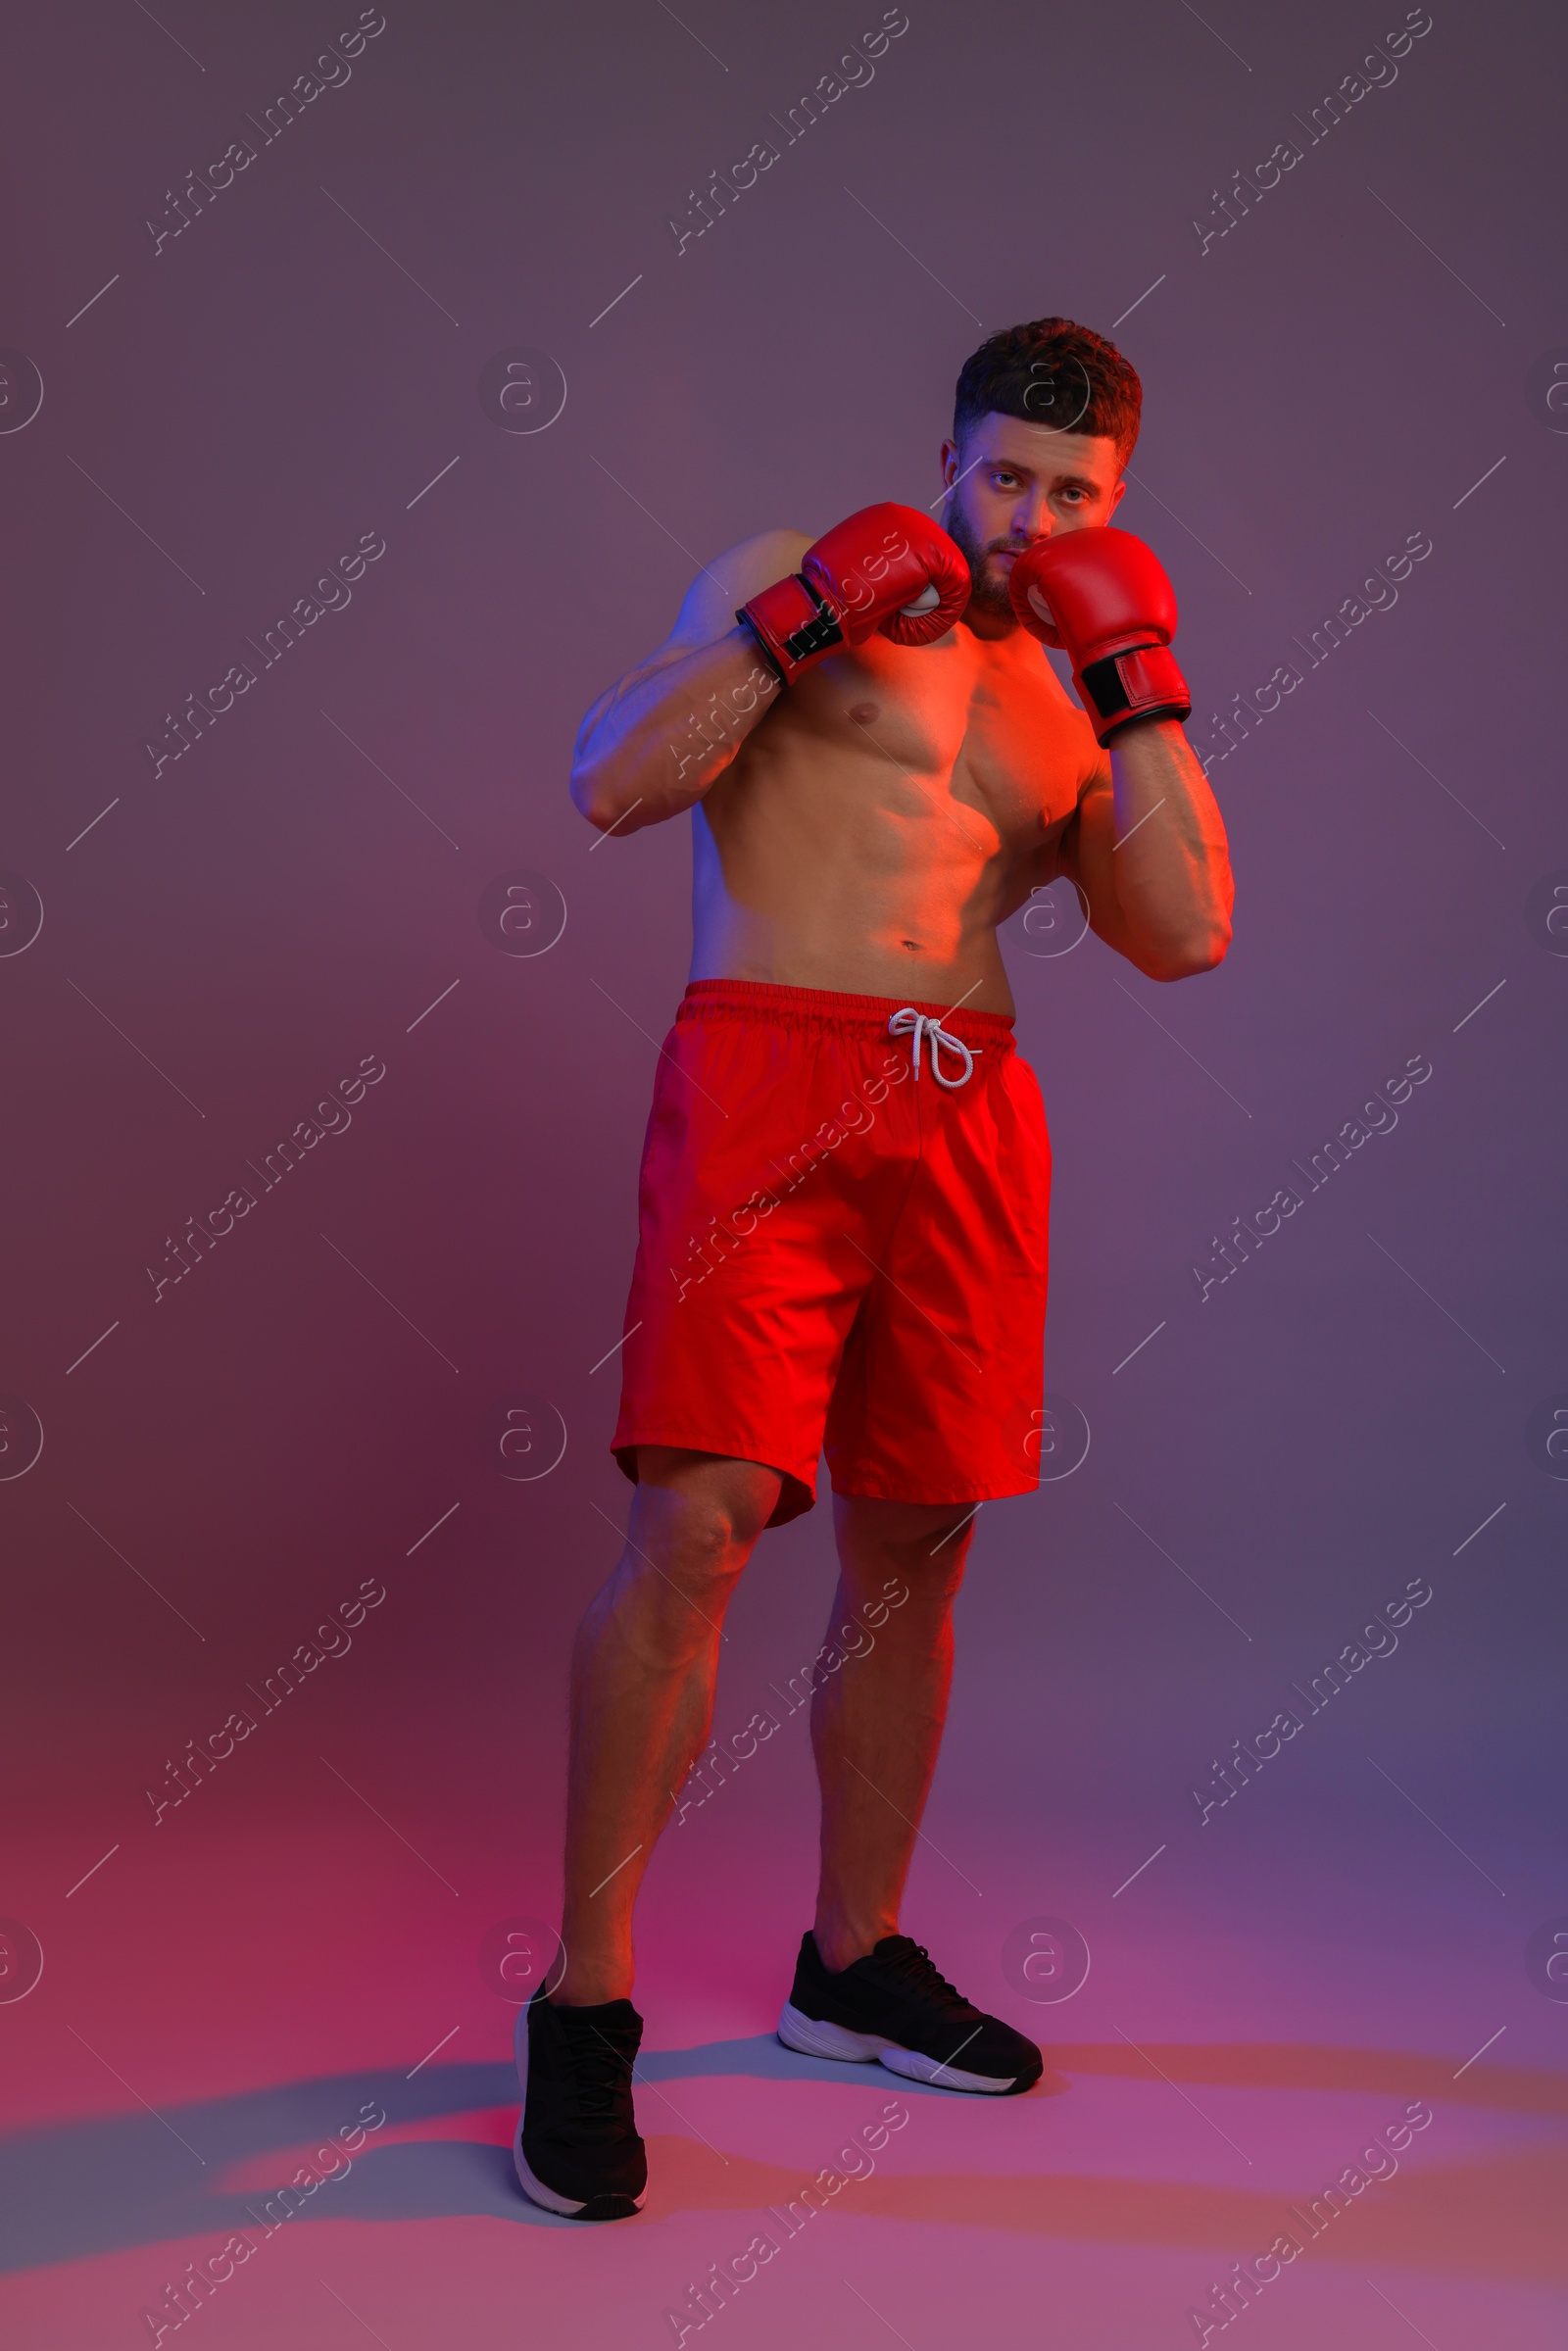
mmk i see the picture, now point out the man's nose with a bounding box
[1011,488,1054,540]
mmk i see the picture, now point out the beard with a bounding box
[942,500,1016,617]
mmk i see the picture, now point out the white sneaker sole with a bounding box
[513,2000,647,2216]
[776,1999,1017,2094]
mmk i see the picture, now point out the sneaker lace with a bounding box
[880,1940,971,2013]
[563,2022,633,2121]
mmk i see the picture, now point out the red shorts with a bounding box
[612,980,1052,1526]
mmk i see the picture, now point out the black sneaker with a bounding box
[513,1984,647,2218]
[778,1931,1043,2094]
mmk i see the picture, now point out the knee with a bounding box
[840,1501,975,1607]
[659,1501,756,1598]
[617,1467,774,1622]
[601,1520,743,1670]
[635,1451,778,1571]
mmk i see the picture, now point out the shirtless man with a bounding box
[514,318,1234,2219]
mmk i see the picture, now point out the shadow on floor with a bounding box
[2,2036,1563,2278]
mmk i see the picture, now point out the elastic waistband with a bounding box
[676,977,1015,1047]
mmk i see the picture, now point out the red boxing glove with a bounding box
[1009,528,1192,745]
[738,503,969,686]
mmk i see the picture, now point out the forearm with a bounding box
[570,629,783,834]
[1105,718,1234,978]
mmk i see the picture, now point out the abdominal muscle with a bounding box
[689,729,1023,1015]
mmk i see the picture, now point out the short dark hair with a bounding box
[953,318,1142,467]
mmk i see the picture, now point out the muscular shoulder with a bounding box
[661,529,812,655]
[574,530,811,751]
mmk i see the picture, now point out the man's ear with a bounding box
[1109,475,1127,515]
[939,436,960,489]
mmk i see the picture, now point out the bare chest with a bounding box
[741,627,1098,857]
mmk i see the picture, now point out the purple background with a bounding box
[2,2,1565,2345]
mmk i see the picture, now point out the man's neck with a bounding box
[960,597,1023,644]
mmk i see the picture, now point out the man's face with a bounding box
[940,412,1127,620]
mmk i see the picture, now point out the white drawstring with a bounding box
[887,1006,979,1088]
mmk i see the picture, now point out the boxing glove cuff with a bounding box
[1077,642,1192,746]
[736,573,844,686]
